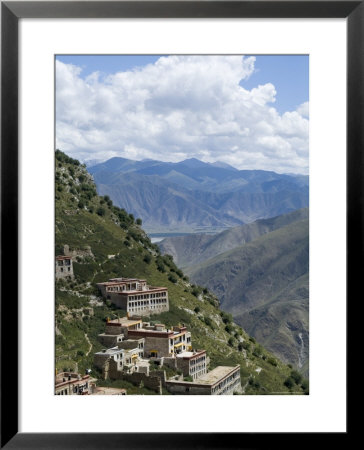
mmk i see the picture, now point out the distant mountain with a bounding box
[184,218,309,375]
[89,157,309,232]
[54,149,307,395]
[159,208,309,268]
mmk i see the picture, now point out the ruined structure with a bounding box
[55,255,74,279]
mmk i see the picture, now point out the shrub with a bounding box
[238,342,244,351]
[228,337,235,347]
[136,218,142,225]
[96,207,106,216]
[77,350,85,357]
[143,254,152,264]
[268,358,278,367]
[301,379,309,394]
[284,377,295,389]
[194,306,200,314]
[225,324,233,334]
[203,317,214,329]
[290,370,303,385]
[168,274,177,284]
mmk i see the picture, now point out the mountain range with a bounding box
[54,149,308,394]
[159,210,309,375]
[89,157,309,233]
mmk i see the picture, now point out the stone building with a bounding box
[175,350,207,380]
[165,365,241,395]
[55,372,95,395]
[97,277,169,315]
[55,255,74,279]
[93,316,241,395]
[97,315,143,347]
[94,340,148,377]
[127,323,192,358]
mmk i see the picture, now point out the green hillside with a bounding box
[55,150,308,394]
[186,219,309,375]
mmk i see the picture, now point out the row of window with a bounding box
[127,292,166,300]
[58,267,72,272]
[212,372,240,394]
[190,364,205,374]
[190,356,205,366]
[57,260,71,266]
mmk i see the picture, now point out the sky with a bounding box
[56,54,309,174]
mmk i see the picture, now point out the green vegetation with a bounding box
[55,150,306,395]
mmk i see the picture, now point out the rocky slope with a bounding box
[184,218,309,375]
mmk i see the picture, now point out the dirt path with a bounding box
[85,333,92,356]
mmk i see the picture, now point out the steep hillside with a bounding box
[89,157,309,233]
[55,150,308,394]
[159,208,309,268]
[186,219,309,375]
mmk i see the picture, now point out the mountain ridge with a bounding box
[89,156,309,232]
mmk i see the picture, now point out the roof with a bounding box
[109,277,147,283]
[56,255,72,260]
[92,387,127,395]
[117,287,167,294]
[193,366,240,386]
[176,350,206,360]
[107,318,142,327]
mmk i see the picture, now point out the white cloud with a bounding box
[56,56,309,174]
[296,101,309,118]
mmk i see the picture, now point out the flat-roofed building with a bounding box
[55,372,94,395]
[55,255,74,279]
[176,350,207,380]
[128,323,190,358]
[165,365,241,395]
[97,277,169,315]
[94,339,148,376]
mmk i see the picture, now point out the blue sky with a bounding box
[56,54,308,115]
[56,55,309,174]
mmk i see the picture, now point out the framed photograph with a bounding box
[1,1,357,447]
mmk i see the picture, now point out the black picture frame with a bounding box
[1,1,357,448]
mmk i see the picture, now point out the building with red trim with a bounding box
[55,372,94,395]
[97,277,169,315]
